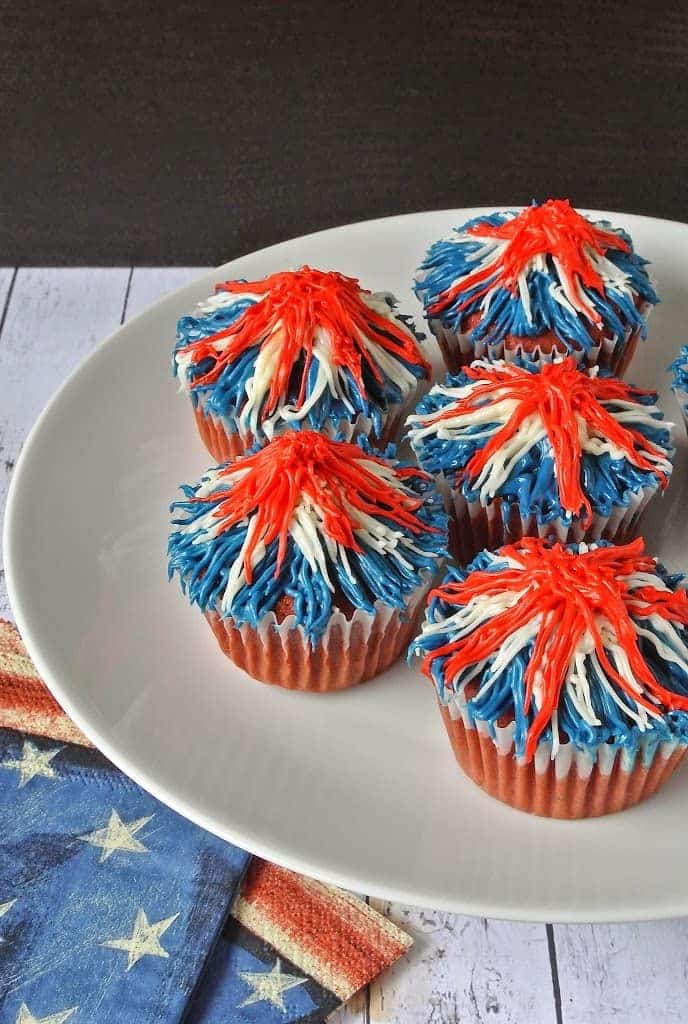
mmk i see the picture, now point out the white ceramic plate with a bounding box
[6,210,688,923]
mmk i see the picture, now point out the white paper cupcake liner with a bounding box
[205,583,429,691]
[441,478,658,564]
[429,318,645,378]
[439,698,687,818]
[192,391,409,463]
[673,388,688,434]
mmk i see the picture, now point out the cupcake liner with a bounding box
[430,319,644,377]
[205,586,428,691]
[194,405,250,461]
[444,481,657,564]
[192,397,408,463]
[439,703,687,819]
[673,388,688,435]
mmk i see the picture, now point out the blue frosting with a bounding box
[415,211,658,355]
[173,294,426,440]
[409,369,674,526]
[670,344,688,413]
[168,438,448,643]
[410,547,688,760]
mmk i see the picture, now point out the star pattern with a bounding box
[0,898,16,943]
[15,1003,76,1024]
[1,741,62,788]
[79,809,153,863]
[238,958,307,1010]
[0,898,16,918]
[103,908,179,970]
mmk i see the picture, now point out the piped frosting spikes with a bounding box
[431,199,629,325]
[196,431,430,582]
[175,267,430,438]
[415,200,657,349]
[169,432,446,640]
[416,538,688,762]
[407,359,672,523]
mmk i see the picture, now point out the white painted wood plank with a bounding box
[125,266,208,319]
[368,901,557,1024]
[329,987,367,1023]
[555,919,688,1023]
[0,267,130,619]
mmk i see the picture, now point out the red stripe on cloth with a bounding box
[235,859,411,999]
[0,620,92,746]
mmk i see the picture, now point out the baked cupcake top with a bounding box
[406,358,673,524]
[173,266,430,441]
[414,199,657,355]
[168,430,446,641]
[411,538,688,760]
[670,345,688,402]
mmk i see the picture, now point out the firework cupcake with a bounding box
[670,345,688,433]
[406,358,674,564]
[173,266,430,461]
[168,430,446,690]
[411,537,688,818]
[415,199,657,375]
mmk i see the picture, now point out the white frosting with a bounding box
[194,289,262,315]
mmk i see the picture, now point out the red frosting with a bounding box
[429,199,630,325]
[179,267,430,412]
[424,537,688,761]
[199,431,431,581]
[428,358,669,523]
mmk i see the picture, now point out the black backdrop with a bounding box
[3,0,688,264]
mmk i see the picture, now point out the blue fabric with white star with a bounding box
[0,728,351,1023]
[188,922,339,1023]
[0,727,249,1022]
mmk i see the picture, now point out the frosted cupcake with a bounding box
[415,199,657,375]
[168,430,446,690]
[411,537,688,818]
[670,344,688,433]
[173,266,430,461]
[406,358,673,563]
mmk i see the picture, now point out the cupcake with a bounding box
[168,430,447,690]
[669,344,688,433]
[173,266,430,461]
[410,537,688,818]
[406,358,674,564]
[415,199,657,375]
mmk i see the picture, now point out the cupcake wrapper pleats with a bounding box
[444,481,657,565]
[429,319,643,378]
[673,388,688,435]
[440,704,687,819]
[192,397,408,463]
[206,586,429,691]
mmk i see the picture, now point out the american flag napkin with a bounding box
[0,620,411,1022]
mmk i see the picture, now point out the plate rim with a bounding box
[6,207,688,923]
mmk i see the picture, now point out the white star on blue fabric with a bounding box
[0,897,16,945]
[103,908,179,970]
[238,958,307,1010]
[1,741,62,788]
[15,1003,76,1024]
[79,809,153,863]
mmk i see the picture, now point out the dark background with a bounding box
[3,0,688,264]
